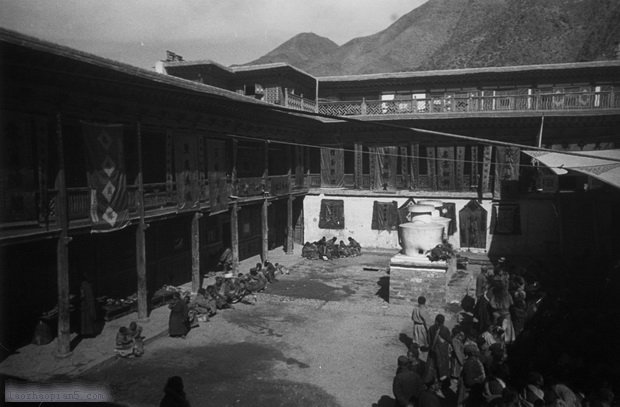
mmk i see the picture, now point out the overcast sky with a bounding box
[0,0,428,69]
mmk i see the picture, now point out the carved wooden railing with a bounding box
[284,92,318,113]
[319,90,619,116]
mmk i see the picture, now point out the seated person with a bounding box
[217,247,233,271]
[191,288,217,319]
[207,284,230,310]
[263,261,278,283]
[115,326,135,357]
[347,237,361,256]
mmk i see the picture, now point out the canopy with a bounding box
[523,149,620,189]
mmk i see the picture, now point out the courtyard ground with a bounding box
[2,247,479,406]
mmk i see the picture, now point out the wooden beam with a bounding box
[286,195,294,254]
[231,202,239,273]
[54,112,72,358]
[135,122,148,321]
[191,212,202,292]
[261,199,269,263]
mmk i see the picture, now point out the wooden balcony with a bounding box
[318,90,620,117]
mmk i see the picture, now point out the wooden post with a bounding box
[261,199,269,262]
[135,122,148,321]
[230,202,239,273]
[191,212,202,292]
[55,113,72,358]
[286,195,294,254]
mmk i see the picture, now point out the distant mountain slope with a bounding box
[242,0,620,76]
[245,32,339,69]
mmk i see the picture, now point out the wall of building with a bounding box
[303,193,561,256]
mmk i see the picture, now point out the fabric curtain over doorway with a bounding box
[320,147,344,187]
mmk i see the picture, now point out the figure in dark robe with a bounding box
[160,376,190,407]
[168,292,190,338]
[347,237,362,256]
[80,278,97,337]
[427,314,452,384]
[392,356,424,407]
[474,292,493,334]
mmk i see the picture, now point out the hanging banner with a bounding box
[481,145,493,193]
[471,145,479,190]
[82,122,129,232]
[494,146,521,199]
[173,133,200,210]
[436,146,455,190]
[354,143,363,189]
[320,147,344,187]
[207,139,229,214]
[410,143,420,189]
[456,146,465,191]
[370,146,398,191]
[426,146,437,190]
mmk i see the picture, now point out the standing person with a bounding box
[411,296,431,350]
[168,292,190,338]
[418,379,442,407]
[160,376,190,407]
[476,266,490,300]
[427,314,452,385]
[80,276,97,337]
[458,344,486,407]
[474,290,493,335]
[393,356,424,407]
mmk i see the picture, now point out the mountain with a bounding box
[245,32,339,69]
[243,0,620,76]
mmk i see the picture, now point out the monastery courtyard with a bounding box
[72,250,471,407]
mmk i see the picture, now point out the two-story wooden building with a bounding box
[2,27,620,358]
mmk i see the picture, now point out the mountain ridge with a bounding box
[244,0,620,76]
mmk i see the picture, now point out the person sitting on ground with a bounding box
[191,288,217,320]
[347,237,362,256]
[168,292,190,338]
[115,326,135,357]
[301,241,319,260]
[160,375,190,407]
[127,321,144,356]
[338,240,351,257]
[216,247,233,271]
[246,267,267,293]
[393,355,424,407]
[326,236,339,258]
[263,261,278,283]
[275,262,289,275]
[207,284,229,310]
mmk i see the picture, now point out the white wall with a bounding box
[303,194,561,255]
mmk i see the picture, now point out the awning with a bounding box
[523,149,620,189]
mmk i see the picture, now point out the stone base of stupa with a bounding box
[389,253,448,306]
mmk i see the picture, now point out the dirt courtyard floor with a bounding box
[78,251,460,407]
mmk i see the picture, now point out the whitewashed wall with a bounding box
[303,194,561,255]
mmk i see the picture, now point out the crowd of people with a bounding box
[301,236,362,260]
[392,257,616,407]
[166,260,289,339]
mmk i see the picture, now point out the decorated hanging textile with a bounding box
[458,199,487,248]
[398,197,416,224]
[318,199,344,229]
[481,145,493,193]
[440,202,457,235]
[491,204,521,235]
[426,146,437,189]
[320,147,344,187]
[173,134,201,210]
[371,201,400,231]
[436,146,455,190]
[82,122,129,232]
[354,144,364,189]
[207,139,229,215]
[456,146,465,191]
[494,146,521,200]
[369,146,398,190]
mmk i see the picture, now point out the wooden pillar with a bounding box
[230,202,239,272]
[261,199,269,262]
[263,141,269,191]
[191,212,203,292]
[55,113,72,358]
[286,195,294,254]
[135,122,148,321]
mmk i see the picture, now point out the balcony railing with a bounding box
[284,92,318,113]
[319,90,620,117]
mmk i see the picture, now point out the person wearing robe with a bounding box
[207,285,229,310]
[246,267,267,293]
[522,371,545,406]
[115,327,134,357]
[427,314,452,384]
[458,344,486,407]
[301,241,320,260]
[417,380,442,407]
[407,344,427,378]
[168,292,190,338]
[216,247,233,271]
[475,266,490,300]
[80,278,97,337]
[263,261,278,283]
[127,321,144,357]
[347,237,362,256]
[474,291,493,334]
[392,356,424,407]
[191,288,217,319]
[160,376,190,407]
[451,327,466,380]
[411,296,431,350]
